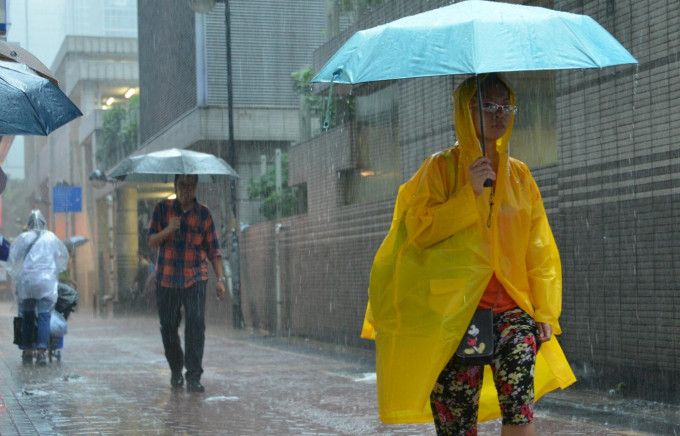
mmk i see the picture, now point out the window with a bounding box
[342,85,400,205]
[505,71,557,167]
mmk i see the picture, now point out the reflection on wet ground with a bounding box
[0,301,673,435]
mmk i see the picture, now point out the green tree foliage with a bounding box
[291,68,325,120]
[122,95,139,147]
[96,95,139,168]
[247,153,301,220]
[291,67,354,135]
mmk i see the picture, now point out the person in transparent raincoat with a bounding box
[9,210,69,366]
[362,74,576,435]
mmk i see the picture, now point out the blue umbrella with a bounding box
[0,42,82,194]
[311,0,637,184]
[0,46,82,136]
[0,60,82,136]
[312,0,637,85]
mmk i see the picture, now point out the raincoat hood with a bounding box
[453,73,516,169]
[362,73,574,424]
[27,209,47,231]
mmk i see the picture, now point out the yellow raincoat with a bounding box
[362,74,576,424]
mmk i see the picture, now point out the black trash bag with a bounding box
[13,317,22,345]
[55,283,79,320]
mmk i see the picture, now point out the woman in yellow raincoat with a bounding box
[362,73,576,435]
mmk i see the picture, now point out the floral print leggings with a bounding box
[430,308,540,436]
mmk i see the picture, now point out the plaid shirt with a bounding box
[148,198,222,289]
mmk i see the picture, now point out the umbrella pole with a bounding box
[475,74,494,188]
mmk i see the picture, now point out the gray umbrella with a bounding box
[108,148,239,183]
[62,235,88,254]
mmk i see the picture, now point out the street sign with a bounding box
[52,186,82,213]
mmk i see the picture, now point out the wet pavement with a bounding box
[0,301,676,435]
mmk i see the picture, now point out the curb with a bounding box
[539,389,680,435]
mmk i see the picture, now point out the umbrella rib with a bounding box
[0,60,81,135]
[559,16,606,68]
[0,74,49,135]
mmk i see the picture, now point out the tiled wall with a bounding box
[237,0,680,402]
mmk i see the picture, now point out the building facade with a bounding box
[16,0,680,406]
[16,0,139,312]
[136,0,325,227]
[21,35,139,312]
[133,0,326,319]
[237,0,680,404]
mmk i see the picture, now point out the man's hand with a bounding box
[216,281,226,301]
[148,216,182,248]
[167,216,181,232]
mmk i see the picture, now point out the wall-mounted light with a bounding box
[88,169,116,189]
[124,88,137,99]
[106,97,115,106]
[168,193,177,200]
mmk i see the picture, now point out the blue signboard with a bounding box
[0,0,5,38]
[52,186,82,213]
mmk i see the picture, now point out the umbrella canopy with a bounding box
[0,40,57,84]
[0,41,83,136]
[312,0,637,85]
[109,148,240,183]
[62,235,89,254]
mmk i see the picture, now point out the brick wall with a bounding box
[235,0,680,403]
[552,1,680,401]
[240,129,394,344]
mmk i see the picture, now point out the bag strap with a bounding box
[23,230,43,260]
[491,282,502,312]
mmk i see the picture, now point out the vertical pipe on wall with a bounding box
[116,188,139,311]
[106,194,116,316]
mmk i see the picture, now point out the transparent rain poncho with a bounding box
[8,210,70,303]
[362,74,576,424]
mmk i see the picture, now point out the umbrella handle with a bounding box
[475,75,494,188]
[322,70,340,131]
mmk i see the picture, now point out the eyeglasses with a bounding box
[480,101,518,114]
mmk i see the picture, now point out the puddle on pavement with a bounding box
[205,395,239,402]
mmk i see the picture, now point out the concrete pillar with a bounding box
[116,188,139,310]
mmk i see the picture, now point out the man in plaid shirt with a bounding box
[148,174,227,393]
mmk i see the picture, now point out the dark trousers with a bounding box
[20,297,53,350]
[156,281,206,382]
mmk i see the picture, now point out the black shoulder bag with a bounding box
[454,284,501,366]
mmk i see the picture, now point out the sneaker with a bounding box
[186,380,205,393]
[21,351,33,366]
[35,352,47,367]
